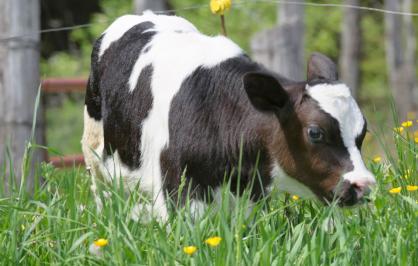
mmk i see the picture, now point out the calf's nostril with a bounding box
[351,183,367,199]
[351,179,374,196]
[334,179,374,206]
[333,180,357,206]
[333,178,376,206]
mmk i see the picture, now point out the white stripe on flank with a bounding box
[307,83,375,185]
[99,12,198,59]
[128,31,242,92]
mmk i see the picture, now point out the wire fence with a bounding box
[0,0,417,43]
[3,0,414,167]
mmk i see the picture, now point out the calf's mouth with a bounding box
[325,179,372,206]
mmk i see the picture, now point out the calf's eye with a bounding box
[307,126,324,143]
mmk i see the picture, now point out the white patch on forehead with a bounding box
[270,163,316,198]
[307,83,364,143]
[307,83,375,185]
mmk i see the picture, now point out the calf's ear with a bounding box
[307,52,338,83]
[243,71,289,112]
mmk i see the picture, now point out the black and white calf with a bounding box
[82,12,375,221]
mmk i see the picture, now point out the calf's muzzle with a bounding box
[334,178,376,206]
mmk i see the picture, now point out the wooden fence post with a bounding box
[384,0,417,119]
[134,0,169,14]
[251,0,305,81]
[0,0,43,193]
[340,0,362,98]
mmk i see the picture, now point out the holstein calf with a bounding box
[82,12,375,221]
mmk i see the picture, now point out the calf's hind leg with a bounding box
[81,105,104,211]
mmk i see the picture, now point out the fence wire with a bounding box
[0,0,417,43]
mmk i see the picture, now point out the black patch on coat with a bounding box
[102,65,154,169]
[160,55,274,203]
[88,21,156,169]
[85,34,104,121]
[355,119,367,150]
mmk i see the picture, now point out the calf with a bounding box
[82,12,375,221]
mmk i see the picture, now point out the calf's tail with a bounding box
[81,35,105,211]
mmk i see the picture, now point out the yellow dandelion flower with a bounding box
[224,0,232,9]
[205,236,222,247]
[89,239,108,256]
[394,127,404,134]
[401,120,413,128]
[372,156,382,163]
[389,187,402,194]
[210,0,221,14]
[415,137,418,144]
[406,185,418,191]
[94,238,109,247]
[183,245,197,255]
[292,195,300,200]
[210,0,232,15]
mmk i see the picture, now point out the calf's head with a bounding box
[244,52,375,206]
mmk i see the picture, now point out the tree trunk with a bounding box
[134,0,169,14]
[0,0,43,194]
[401,0,417,119]
[384,0,417,119]
[340,0,362,98]
[251,0,304,81]
[276,1,304,81]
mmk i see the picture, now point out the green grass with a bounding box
[1,123,417,265]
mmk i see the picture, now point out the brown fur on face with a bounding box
[267,84,355,202]
[244,53,372,206]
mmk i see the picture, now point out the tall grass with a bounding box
[0,113,417,265]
